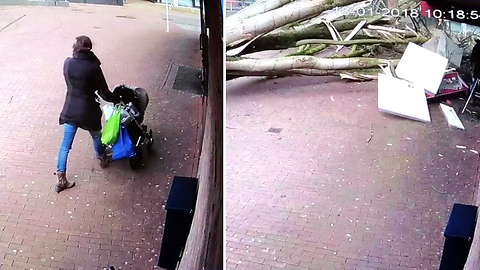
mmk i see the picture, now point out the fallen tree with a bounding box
[226,0,365,45]
[233,15,386,55]
[296,36,429,46]
[226,0,293,27]
[226,67,382,80]
[226,0,432,80]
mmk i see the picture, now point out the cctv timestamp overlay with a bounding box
[333,7,421,17]
[423,9,479,20]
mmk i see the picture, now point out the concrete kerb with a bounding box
[0,0,69,7]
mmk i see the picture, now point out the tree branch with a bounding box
[296,36,428,46]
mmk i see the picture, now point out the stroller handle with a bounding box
[114,100,126,107]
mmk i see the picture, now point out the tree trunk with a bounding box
[237,15,384,54]
[226,0,365,45]
[366,25,407,34]
[296,36,428,46]
[353,28,417,39]
[226,0,293,27]
[285,26,401,57]
[226,69,340,80]
[226,67,382,80]
[285,30,414,57]
[226,56,400,73]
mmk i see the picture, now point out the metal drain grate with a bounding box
[172,65,204,96]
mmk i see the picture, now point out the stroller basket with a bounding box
[120,102,141,127]
[102,84,154,170]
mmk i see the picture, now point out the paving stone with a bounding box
[0,1,202,268]
[225,76,479,270]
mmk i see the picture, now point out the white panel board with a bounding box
[422,36,439,53]
[395,42,449,96]
[377,73,431,123]
[437,33,463,67]
[440,103,465,130]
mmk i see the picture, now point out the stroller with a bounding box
[103,84,154,170]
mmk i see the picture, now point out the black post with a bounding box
[439,203,478,270]
[158,176,199,270]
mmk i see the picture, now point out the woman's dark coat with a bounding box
[59,51,119,132]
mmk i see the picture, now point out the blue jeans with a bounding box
[57,123,105,173]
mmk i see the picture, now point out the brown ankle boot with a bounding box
[55,172,75,193]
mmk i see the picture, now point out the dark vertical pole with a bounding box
[199,0,209,96]
[158,177,199,270]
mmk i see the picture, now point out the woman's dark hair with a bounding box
[72,35,92,53]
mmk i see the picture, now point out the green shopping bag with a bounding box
[101,105,121,145]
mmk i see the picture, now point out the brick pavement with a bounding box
[225,76,480,270]
[0,1,202,269]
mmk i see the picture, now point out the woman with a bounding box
[55,35,120,193]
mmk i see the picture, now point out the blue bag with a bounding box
[111,126,136,161]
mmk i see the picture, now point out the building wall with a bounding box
[464,187,480,270]
[176,0,223,268]
[0,0,69,6]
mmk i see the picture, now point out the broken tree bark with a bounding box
[330,45,378,58]
[287,44,328,56]
[285,27,405,57]
[226,0,293,27]
[366,25,407,34]
[380,43,408,53]
[226,69,341,78]
[355,28,417,39]
[226,56,400,73]
[295,0,375,29]
[235,15,384,55]
[226,0,365,45]
[288,42,378,57]
[296,36,428,46]
[292,68,382,76]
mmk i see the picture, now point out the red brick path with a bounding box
[225,76,479,270]
[0,2,202,269]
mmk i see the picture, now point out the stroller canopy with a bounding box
[113,84,149,117]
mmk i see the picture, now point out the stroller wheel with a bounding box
[146,130,154,153]
[146,140,153,153]
[146,140,154,153]
[129,147,143,170]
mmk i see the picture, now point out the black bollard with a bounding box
[439,203,478,270]
[158,176,199,270]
